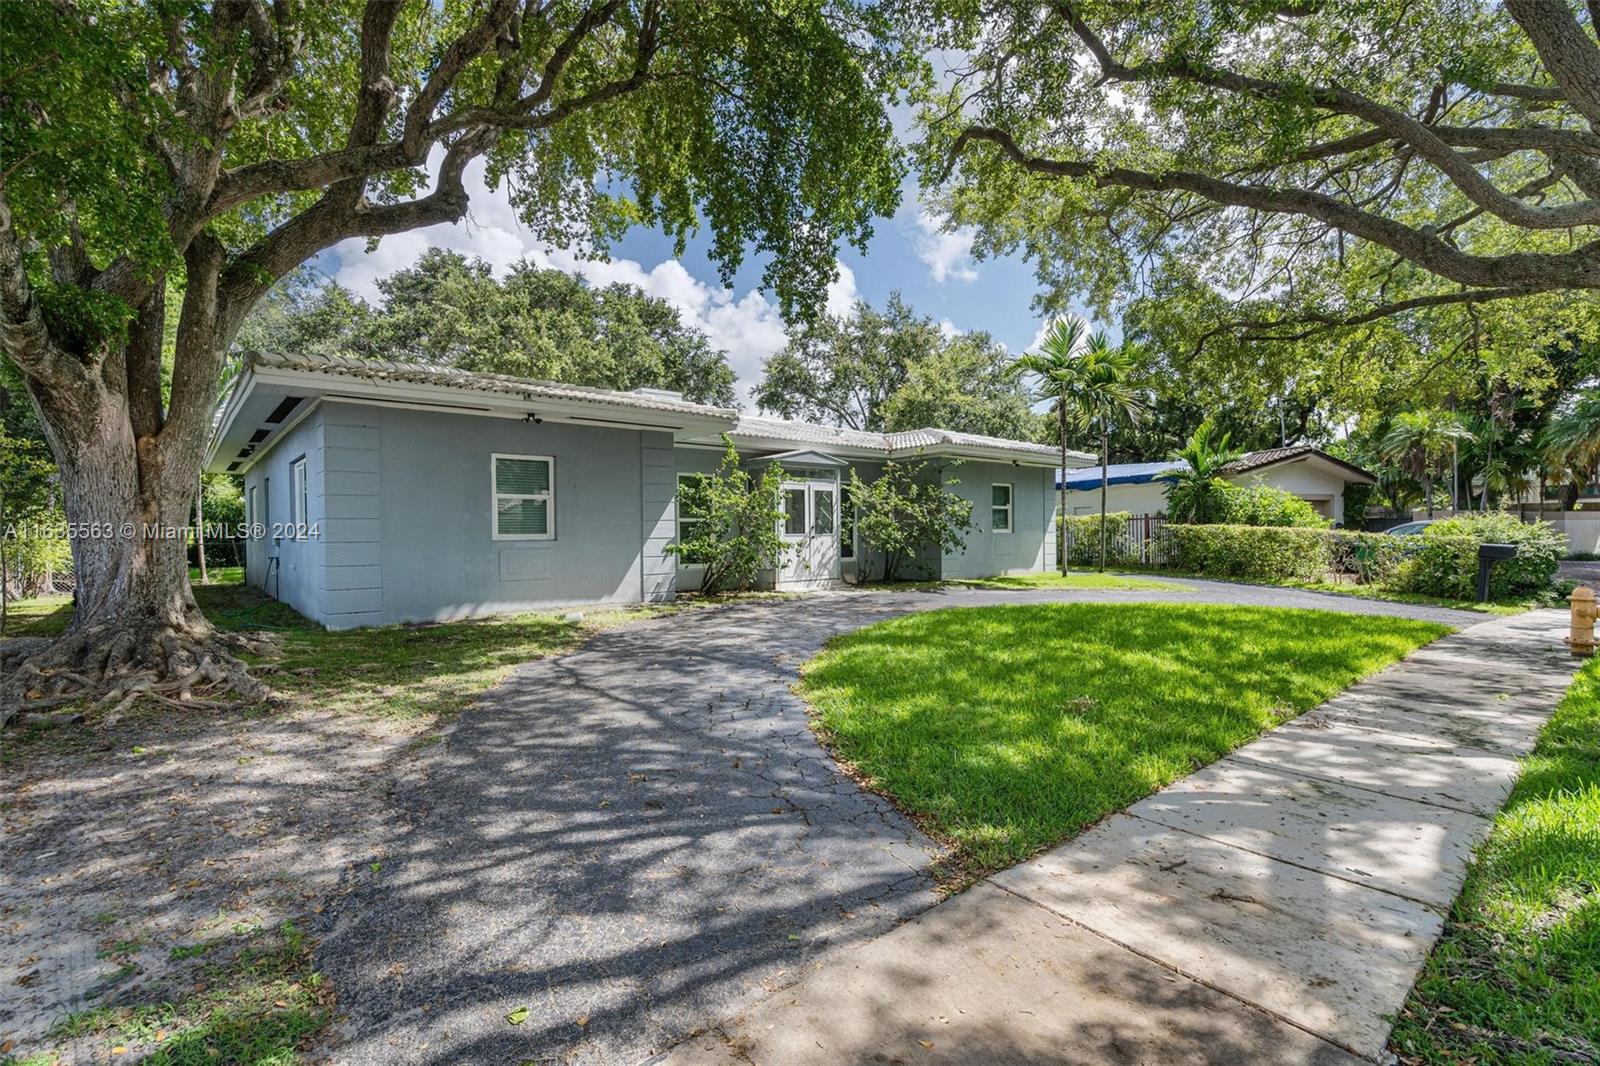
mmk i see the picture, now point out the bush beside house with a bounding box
[1217,482,1330,528]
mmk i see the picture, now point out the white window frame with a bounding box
[991,482,1014,533]
[290,456,308,537]
[491,453,556,541]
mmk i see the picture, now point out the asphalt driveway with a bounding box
[314,581,1485,1065]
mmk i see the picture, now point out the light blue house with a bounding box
[206,352,1090,628]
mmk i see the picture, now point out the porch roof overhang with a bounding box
[742,449,851,469]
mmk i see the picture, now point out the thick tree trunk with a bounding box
[1,334,273,724]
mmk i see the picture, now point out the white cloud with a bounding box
[912,209,979,284]
[322,153,862,405]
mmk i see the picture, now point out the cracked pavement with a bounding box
[312,583,1486,1065]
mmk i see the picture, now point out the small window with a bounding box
[493,454,554,540]
[812,488,836,535]
[783,487,807,535]
[291,456,308,536]
[676,473,713,564]
[991,483,1013,533]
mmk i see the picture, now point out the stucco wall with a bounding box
[941,461,1051,579]
[242,408,325,621]
[1062,480,1170,517]
[248,401,666,628]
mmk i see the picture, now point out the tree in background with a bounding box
[877,330,1042,441]
[236,252,739,405]
[1,364,61,632]
[1161,419,1243,525]
[1381,411,1474,517]
[846,457,974,582]
[755,292,944,430]
[0,1,911,720]
[1544,390,1600,503]
[666,440,787,595]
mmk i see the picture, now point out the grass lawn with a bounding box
[958,570,1188,592]
[1389,657,1600,1065]
[801,602,1450,881]
[1112,565,1532,615]
[1,576,671,722]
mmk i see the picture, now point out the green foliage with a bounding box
[846,456,974,582]
[1163,524,1332,583]
[1392,657,1600,1064]
[1326,531,1411,586]
[1217,482,1329,529]
[878,332,1043,441]
[1393,513,1566,601]
[237,252,739,405]
[1380,410,1472,514]
[665,440,788,594]
[1161,419,1243,524]
[755,292,1038,439]
[1341,481,1378,529]
[803,603,1446,878]
[1060,512,1130,566]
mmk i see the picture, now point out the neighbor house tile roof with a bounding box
[245,350,738,419]
[1221,445,1375,482]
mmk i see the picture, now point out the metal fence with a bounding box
[1062,513,1169,568]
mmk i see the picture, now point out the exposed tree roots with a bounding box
[0,622,282,729]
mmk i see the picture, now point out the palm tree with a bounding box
[1379,410,1471,517]
[1160,418,1243,524]
[1544,389,1600,506]
[1009,316,1144,572]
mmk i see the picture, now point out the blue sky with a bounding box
[318,158,1071,406]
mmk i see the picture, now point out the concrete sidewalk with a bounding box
[659,609,1578,1065]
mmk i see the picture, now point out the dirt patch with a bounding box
[0,697,420,1060]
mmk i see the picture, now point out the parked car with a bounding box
[1385,520,1436,536]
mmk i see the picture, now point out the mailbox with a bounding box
[1476,543,1518,602]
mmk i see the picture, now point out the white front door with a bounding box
[778,480,841,587]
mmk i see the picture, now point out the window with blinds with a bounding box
[492,454,555,540]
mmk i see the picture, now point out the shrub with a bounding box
[1061,511,1131,566]
[666,438,788,594]
[1327,530,1410,585]
[1393,512,1565,600]
[848,455,975,581]
[1163,523,1331,582]
[1218,482,1330,528]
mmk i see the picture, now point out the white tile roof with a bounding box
[728,416,1086,462]
[246,351,739,419]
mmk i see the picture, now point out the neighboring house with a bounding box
[1058,446,1376,524]
[206,352,1094,628]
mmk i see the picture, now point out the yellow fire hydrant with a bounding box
[1569,585,1597,658]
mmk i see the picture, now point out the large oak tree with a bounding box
[0,0,911,721]
[921,0,1600,332]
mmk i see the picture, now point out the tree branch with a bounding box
[0,185,84,392]
[1505,0,1600,127]
[946,125,1600,292]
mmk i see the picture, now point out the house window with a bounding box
[492,454,554,540]
[291,456,308,537]
[677,473,712,563]
[813,488,836,535]
[992,483,1013,532]
[782,487,807,535]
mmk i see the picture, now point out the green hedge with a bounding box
[1217,482,1330,528]
[1162,523,1331,582]
[1327,530,1411,585]
[1393,513,1566,600]
[1061,511,1132,566]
